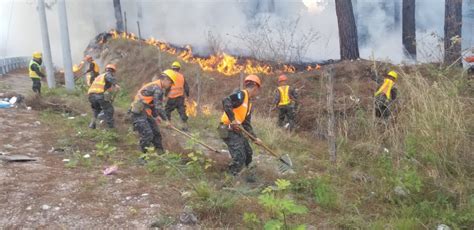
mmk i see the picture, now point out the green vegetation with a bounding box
[244,179,308,230]
[32,40,473,229]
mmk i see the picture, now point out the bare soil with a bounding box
[0,72,191,229]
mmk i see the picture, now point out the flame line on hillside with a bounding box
[106,30,322,76]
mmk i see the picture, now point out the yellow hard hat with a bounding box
[162,69,177,83]
[171,61,181,69]
[387,71,398,80]
[33,52,42,59]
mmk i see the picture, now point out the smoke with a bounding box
[0,0,472,68]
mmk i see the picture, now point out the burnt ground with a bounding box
[0,72,193,229]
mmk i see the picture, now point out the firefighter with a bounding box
[165,61,190,131]
[273,75,298,130]
[465,55,474,76]
[29,52,45,94]
[130,69,176,153]
[218,75,263,176]
[374,70,398,119]
[88,64,120,129]
[77,55,100,86]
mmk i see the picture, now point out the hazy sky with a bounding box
[0,0,472,67]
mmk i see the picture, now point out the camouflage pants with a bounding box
[223,130,253,175]
[278,105,296,130]
[89,93,114,128]
[165,96,188,122]
[31,78,41,94]
[132,113,163,153]
[375,95,392,119]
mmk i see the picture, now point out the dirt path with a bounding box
[0,72,186,229]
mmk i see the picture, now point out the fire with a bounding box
[306,64,321,71]
[201,104,212,116]
[283,65,296,73]
[185,99,198,117]
[108,29,321,76]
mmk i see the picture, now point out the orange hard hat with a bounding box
[84,55,93,61]
[105,64,116,72]
[278,75,288,82]
[244,75,261,87]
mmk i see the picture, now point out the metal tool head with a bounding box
[277,154,294,174]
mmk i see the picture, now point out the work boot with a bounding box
[88,121,96,129]
[181,122,189,132]
[244,164,257,183]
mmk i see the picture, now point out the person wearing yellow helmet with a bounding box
[166,61,190,131]
[218,75,263,177]
[87,63,120,129]
[130,69,175,155]
[29,52,45,94]
[374,70,399,119]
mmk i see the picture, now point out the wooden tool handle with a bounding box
[170,125,220,153]
[239,127,281,158]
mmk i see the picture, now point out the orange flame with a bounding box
[109,29,322,76]
[185,99,198,117]
[201,104,212,116]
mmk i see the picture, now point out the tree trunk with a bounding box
[335,0,360,60]
[444,0,463,65]
[113,0,124,31]
[402,0,416,59]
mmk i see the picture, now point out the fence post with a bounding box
[326,67,337,164]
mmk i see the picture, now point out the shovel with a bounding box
[238,127,294,173]
[168,125,222,154]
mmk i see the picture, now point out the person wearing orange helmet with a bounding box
[219,75,263,177]
[83,55,100,86]
[87,64,120,129]
[130,69,176,154]
[273,75,298,130]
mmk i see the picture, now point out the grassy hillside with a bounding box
[35,37,473,229]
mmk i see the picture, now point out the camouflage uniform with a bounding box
[220,90,256,175]
[130,81,168,152]
[88,72,117,129]
[274,86,298,130]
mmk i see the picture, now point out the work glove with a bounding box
[155,116,162,125]
[230,120,241,132]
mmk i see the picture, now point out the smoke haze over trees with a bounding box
[0,0,472,66]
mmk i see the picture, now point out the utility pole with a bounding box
[57,0,75,91]
[37,0,55,88]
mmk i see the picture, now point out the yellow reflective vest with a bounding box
[374,78,395,100]
[29,60,42,79]
[86,61,100,86]
[278,85,291,106]
[88,73,106,94]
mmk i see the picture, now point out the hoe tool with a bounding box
[239,127,293,173]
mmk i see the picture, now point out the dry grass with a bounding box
[73,38,474,228]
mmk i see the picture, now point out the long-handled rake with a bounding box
[239,127,294,173]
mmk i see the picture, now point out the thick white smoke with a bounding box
[0,0,472,67]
